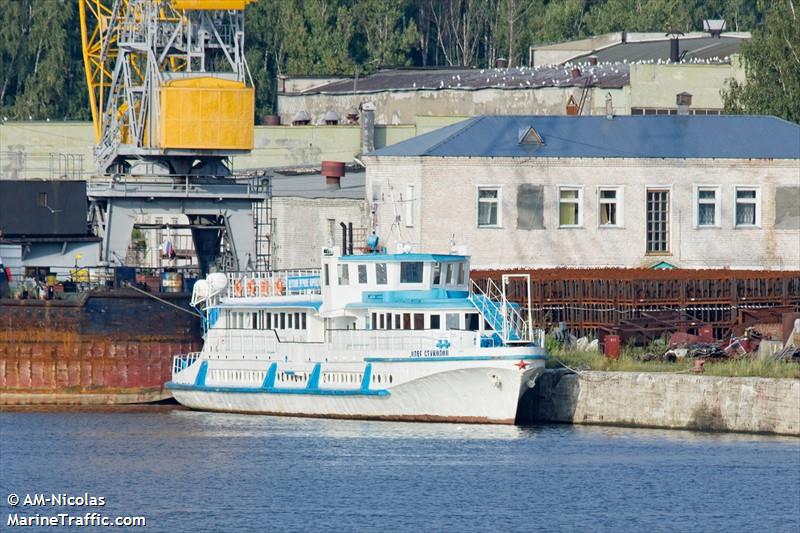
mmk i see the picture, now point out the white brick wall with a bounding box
[271,198,369,270]
[365,156,800,270]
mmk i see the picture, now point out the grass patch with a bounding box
[546,342,800,379]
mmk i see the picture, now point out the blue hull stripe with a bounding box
[363,354,547,363]
[166,381,389,396]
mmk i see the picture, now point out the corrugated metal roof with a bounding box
[294,64,629,95]
[571,36,744,64]
[368,115,800,160]
[271,169,365,199]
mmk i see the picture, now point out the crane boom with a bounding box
[78,0,255,176]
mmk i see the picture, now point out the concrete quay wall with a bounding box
[520,370,800,436]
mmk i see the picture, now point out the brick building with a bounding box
[363,115,800,270]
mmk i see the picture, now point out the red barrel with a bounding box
[604,334,621,360]
[698,325,714,342]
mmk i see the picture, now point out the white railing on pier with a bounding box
[225,270,321,298]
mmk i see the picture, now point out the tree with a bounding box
[355,0,420,68]
[723,0,800,123]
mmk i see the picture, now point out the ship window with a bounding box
[379,314,385,329]
[294,312,300,329]
[394,314,401,329]
[280,313,286,329]
[324,264,330,286]
[450,263,460,284]
[446,313,460,330]
[400,262,423,283]
[337,264,350,285]
[357,264,368,284]
[273,314,278,329]
[301,313,307,330]
[252,312,258,330]
[376,263,387,285]
[433,262,442,285]
[457,263,466,285]
[265,313,272,329]
[287,313,293,329]
[371,313,377,330]
[430,314,441,329]
[37,192,48,208]
[385,313,393,330]
[466,313,480,331]
[402,313,411,330]
[413,313,424,330]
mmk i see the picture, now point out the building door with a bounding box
[646,189,670,254]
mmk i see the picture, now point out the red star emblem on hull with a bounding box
[515,360,529,370]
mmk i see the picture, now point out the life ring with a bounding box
[233,279,243,297]
[259,279,271,296]
[246,277,257,296]
[274,277,285,295]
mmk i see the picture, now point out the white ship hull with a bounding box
[170,361,544,424]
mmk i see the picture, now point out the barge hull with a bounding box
[1,290,202,405]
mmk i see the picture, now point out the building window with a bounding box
[598,188,620,227]
[735,188,760,227]
[337,264,349,285]
[646,189,670,254]
[405,184,415,227]
[400,262,423,283]
[323,264,330,286]
[357,264,368,284]
[37,192,48,208]
[559,187,582,227]
[477,187,500,227]
[376,263,387,285]
[696,187,719,227]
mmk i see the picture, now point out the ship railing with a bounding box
[325,329,484,353]
[172,352,202,376]
[224,270,322,298]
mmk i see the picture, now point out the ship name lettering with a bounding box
[410,349,449,358]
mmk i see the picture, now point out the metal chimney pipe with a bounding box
[347,223,354,256]
[340,222,348,255]
[360,102,376,154]
[670,37,680,63]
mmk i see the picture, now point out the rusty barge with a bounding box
[0,289,201,405]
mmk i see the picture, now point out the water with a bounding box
[1,407,798,532]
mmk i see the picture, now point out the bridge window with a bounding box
[287,313,293,329]
[457,263,466,285]
[358,264,368,284]
[371,313,377,330]
[376,263,387,285]
[294,312,301,329]
[400,262,423,283]
[433,262,442,285]
[265,313,271,329]
[430,314,441,329]
[447,263,457,284]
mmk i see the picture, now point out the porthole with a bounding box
[389,375,393,384]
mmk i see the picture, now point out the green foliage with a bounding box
[0,0,784,122]
[723,0,800,123]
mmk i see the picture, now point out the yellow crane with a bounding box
[78,0,255,176]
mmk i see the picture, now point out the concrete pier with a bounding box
[520,369,800,436]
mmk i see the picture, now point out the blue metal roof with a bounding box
[368,115,800,159]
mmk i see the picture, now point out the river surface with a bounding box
[1,407,798,532]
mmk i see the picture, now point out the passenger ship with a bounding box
[167,244,547,424]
